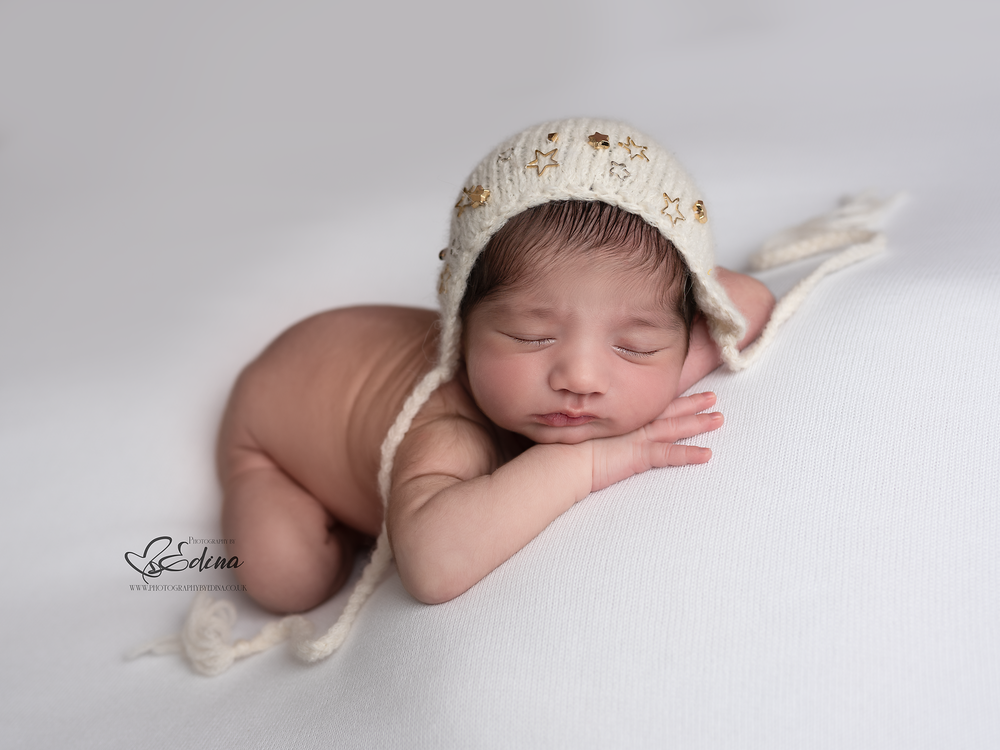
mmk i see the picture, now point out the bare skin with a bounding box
[218,266,775,612]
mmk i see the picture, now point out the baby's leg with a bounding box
[222,451,365,614]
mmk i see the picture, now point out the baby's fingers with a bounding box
[645,411,723,443]
[645,442,712,468]
[655,391,717,421]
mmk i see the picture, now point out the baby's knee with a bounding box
[222,469,353,613]
[232,523,351,614]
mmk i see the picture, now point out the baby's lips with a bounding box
[535,412,596,427]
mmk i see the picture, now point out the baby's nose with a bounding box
[548,348,609,395]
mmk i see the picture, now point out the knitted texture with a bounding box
[438,118,748,384]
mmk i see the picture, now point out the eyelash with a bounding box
[511,337,657,358]
[614,346,656,358]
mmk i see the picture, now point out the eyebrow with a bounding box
[514,306,558,320]
[623,313,684,331]
[499,304,686,333]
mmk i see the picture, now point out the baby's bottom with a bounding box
[223,454,373,614]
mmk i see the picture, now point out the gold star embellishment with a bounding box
[525,148,559,177]
[661,193,685,225]
[588,132,610,149]
[497,147,514,163]
[455,185,491,217]
[618,136,649,162]
[609,161,630,181]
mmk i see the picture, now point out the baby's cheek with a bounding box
[467,354,525,416]
[627,368,680,421]
[481,359,530,407]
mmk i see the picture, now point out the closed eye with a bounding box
[510,336,554,347]
[613,346,658,358]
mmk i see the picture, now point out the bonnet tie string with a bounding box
[128,528,393,675]
[721,192,906,371]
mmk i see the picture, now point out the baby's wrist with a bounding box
[527,440,594,503]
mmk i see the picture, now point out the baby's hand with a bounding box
[590,392,722,493]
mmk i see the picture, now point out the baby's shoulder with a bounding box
[394,374,517,485]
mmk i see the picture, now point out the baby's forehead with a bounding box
[516,247,680,296]
[485,285,686,331]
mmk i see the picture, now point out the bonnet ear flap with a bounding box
[691,269,749,372]
[719,192,906,371]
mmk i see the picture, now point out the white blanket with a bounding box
[2,1,997,747]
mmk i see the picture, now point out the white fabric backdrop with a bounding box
[1,1,998,747]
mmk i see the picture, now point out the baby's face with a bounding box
[463,251,689,444]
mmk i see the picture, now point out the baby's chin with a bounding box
[522,431,592,446]
[514,420,639,446]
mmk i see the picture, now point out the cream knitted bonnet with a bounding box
[136,117,901,675]
[433,117,749,379]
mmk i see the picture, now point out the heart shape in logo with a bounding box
[125,536,172,582]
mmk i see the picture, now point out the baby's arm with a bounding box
[389,268,772,606]
[676,267,775,396]
[387,393,720,605]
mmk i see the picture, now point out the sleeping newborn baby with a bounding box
[217,119,776,618]
[144,118,894,675]
[218,203,773,612]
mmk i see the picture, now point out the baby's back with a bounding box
[217,305,440,535]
